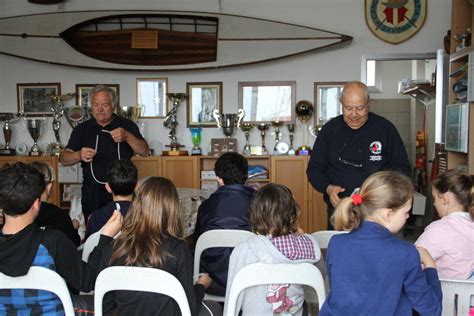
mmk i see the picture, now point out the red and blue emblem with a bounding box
[365,0,427,44]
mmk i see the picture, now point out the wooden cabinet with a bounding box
[131,156,162,179]
[161,156,199,189]
[270,156,326,233]
[0,156,60,205]
[447,1,474,173]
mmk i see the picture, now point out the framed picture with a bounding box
[314,82,346,126]
[75,84,120,108]
[136,78,168,118]
[186,82,222,127]
[238,81,296,123]
[17,83,61,116]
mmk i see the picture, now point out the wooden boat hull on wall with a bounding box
[0,10,352,71]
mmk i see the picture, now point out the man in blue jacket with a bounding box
[193,152,255,297]
[307,81,411,229]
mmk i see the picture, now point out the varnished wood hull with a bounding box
[0,10,352,71]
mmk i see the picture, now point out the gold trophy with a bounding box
[240,123,254,156]
[163,93,188,156]
[295,100,314,155]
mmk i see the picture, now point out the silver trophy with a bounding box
[26,118,46,156]
[240,123,254,156]
[271,121,287,155]
[116,105,144,123]
[50,93,75,155]
[164,93,188,154]
[212,109,245,138]
[64,106,90,129]
[257,123,270,155]
[0,113,22,156]
[287,124,296,156]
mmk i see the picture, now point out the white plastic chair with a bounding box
[311,230,349,249]
[81,230,101,262]
[0,266,75,316]
[440,278,474,316]
[194,229,255,302]
[224,262,326,316]
[94,266,191,316]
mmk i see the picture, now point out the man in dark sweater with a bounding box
[193,152,255,297]
[307,81,411,229]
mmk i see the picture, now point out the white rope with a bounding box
[90,130,121,184]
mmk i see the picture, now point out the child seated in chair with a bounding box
[0,163,113,314]
[85,159,137,239]
[29,161,81,246]
[415,169,474,280]
[224,183,321,316]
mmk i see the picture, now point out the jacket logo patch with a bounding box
[369,141,382,154]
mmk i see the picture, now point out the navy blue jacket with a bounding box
[307,113,411,204]
[193,184,255,296]
[85,200,131,239]
[320,221,442,315]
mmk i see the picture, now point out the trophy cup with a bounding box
[189,127,202,155]
[0,113,22,156]
[257,123,269,155]
[64,105,91,129]
[50,93,74,155]
[295,100,314,156]
[271,120,288,155]
[240,123,253,156]
[163,93,188,156]
[287,124,296,156]
[117,104,144,123]
[26,118,45,156]
[211,109,245,156]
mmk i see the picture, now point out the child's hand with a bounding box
[416,246,436,269]
[196,273,212,289]
[101,210,123,238]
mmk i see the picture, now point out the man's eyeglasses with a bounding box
[338,138,363,168]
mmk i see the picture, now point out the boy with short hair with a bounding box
[194,152,255,296]
[85,159,137,239]
[0,162,113,314]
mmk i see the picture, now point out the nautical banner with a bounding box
[365,0,427,44]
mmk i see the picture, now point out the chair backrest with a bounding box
[440,278,474,316]
[193,229,255,302]
[311,230,348,249]
[0,266,75,316]
[224,262,326,316]
[81,230,101,262]
[94,266,191,316]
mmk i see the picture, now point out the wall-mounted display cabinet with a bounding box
[447,0,474,173]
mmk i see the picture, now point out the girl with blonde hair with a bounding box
[319,171,441,315]
[89,177,218,316]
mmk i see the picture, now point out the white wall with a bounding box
[0,0,451,155]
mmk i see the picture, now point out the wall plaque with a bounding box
[365,0,426,44]
[132,30,158,49]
